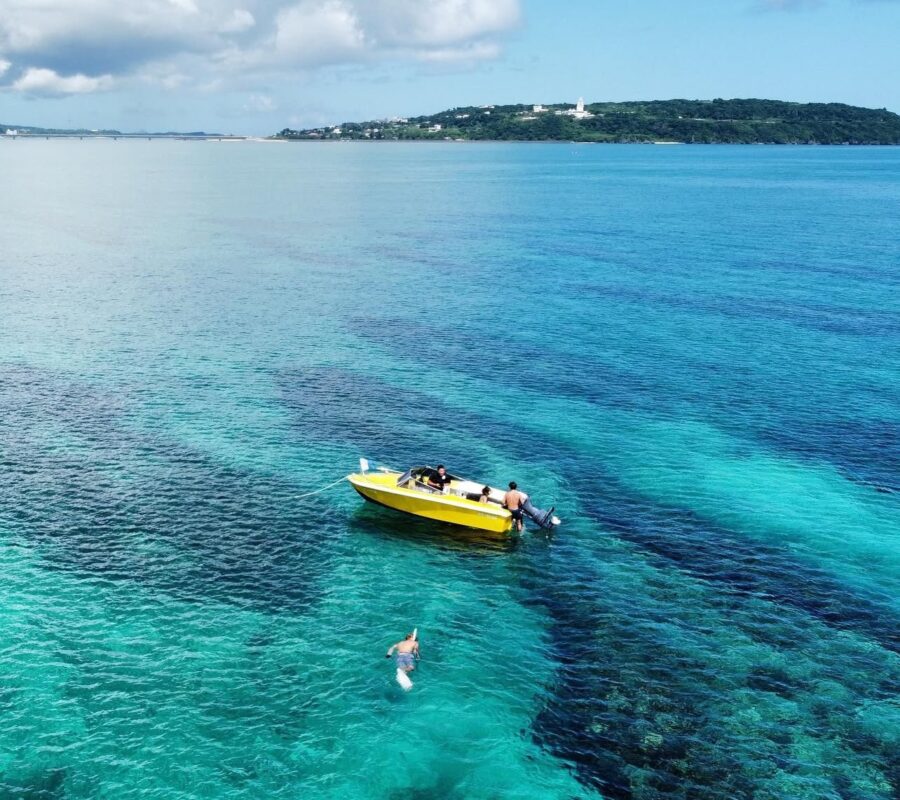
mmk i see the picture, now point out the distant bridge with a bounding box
[2,132,248,141]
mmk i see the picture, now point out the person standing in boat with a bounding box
[427,465,452,493]
[504,481,526,532]
[386,632,419,673]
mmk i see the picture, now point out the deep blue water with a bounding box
[0,140,898,799]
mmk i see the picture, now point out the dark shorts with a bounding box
[396,653,415,670]
[510,508,523,522]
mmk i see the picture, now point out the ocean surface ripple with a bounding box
[0,141,898,799]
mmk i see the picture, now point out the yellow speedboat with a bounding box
[347,463,559,535]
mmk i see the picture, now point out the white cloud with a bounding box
[365,0,521,47]
[244,92,277,111]
[0,0,206,53]
[0,57,10,77]
[12,67,113,95]
[168,0,200,12]
[0,0,521,95]
[275,1,365,65]
[416,41,501,64]
[219,8,256,32]
[160,72,190,89]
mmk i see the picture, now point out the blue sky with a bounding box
[1,0,899,134]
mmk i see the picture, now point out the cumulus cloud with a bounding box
[12,67,113,95]
[0,0,218,78]
[0,0,521,96]
[275,1,365,66]
[415,41,501,64]
[364,0,520,47]
[219,8,256,32]
[244,92,277,111]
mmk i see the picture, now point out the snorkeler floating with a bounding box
[386,629,419,690]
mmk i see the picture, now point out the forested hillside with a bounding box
[277,99,900,144]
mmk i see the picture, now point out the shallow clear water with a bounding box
[0,140,898,800]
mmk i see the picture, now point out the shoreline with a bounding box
[4,135,899,146]
[270,138,900,146]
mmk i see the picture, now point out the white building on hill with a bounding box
[556,98,593,119]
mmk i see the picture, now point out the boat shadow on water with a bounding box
[347,505,519,555]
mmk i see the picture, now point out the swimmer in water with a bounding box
[386,632,419,673]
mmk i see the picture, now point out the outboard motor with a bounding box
[522,497,560,530]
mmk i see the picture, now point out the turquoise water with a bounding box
[0,140,898,799]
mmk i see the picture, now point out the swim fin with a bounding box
[396,669,413,691]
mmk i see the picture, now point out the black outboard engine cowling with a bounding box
[522,497,558,530]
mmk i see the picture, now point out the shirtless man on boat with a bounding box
[386,632,420,673]
[504,481,526,532]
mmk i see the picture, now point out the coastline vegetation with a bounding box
[276,99,900,144]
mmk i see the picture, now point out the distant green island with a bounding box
[277,99,900,145]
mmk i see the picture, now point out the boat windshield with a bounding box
[396,466,459,490]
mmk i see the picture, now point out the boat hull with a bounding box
[348,472,513,534]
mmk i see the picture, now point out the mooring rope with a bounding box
[294,475,349,501]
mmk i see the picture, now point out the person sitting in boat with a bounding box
[479,486,491,503]
[427,465,452,493]
[386,633,419,672]
[504,481,526,532]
